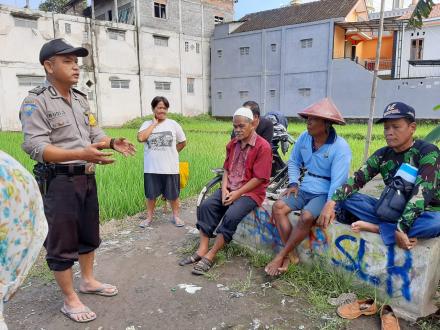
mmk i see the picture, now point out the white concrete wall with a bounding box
[330,59,440,119]
[397,19,440,78]
[0,4,214,131]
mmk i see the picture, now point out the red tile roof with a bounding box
[400,3,440,20]
[233,0,360,34]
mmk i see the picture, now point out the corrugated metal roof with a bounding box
[232,0,360,33]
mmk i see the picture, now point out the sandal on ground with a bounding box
[337,298,377,320]
[171,216,185,227]
[139,219,152,228]
[60,305,97,323]
[79,283,118,297]
[179,252,202,266]
[192,257,213,276]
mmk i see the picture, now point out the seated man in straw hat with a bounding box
[179,107,272,275]
[265,98,352,276]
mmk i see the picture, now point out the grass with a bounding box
[178,240,440,329]
[1,116,438,222]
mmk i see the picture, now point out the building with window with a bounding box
[398,4,440,78]
[92,0,234,117]
[211,0,440,120]
[0,1,233,130]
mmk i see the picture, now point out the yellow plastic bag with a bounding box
[179,161,189,189]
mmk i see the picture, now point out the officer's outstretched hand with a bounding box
[81,142,115,165]
[113,137,136,156]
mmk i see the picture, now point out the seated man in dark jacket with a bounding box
[231,100,273,145]
[320,102,440,250]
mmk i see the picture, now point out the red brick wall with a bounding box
[202,0,234,13]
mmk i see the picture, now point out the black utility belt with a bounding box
[53,164,95,175]
[306,172,331,181]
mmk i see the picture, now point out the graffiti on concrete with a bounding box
[245,207,414,302]
[242,207,283,250]
[332,234,413,301]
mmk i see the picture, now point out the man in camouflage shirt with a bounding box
[319,102,440,250]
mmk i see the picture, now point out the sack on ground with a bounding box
[179,161,189,189]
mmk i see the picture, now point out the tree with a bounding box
[408,0,435,28]
[39,0,70,13]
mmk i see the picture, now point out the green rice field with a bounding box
[1,115,438,222]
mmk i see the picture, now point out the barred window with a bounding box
[111,79,130,89]
[17,75,44,87]
[118,3,134,24]
[14,17,38,29]
[239,90,249,98]
[214,16,224,24]
[155,81,171,90]
[108,29,126,41]
[154,2,166,19]
[300,38,313,48]
[298,88,311,96]
[185,41,189,52]
[154,35,169,47]
[240,47,250,56]
[187,78,195,94]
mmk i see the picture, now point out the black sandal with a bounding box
[178,253,202,266]
[191,257,213,275]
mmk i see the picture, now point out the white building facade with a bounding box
[0,0,233,131]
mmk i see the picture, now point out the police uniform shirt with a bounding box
[19,82,107,164]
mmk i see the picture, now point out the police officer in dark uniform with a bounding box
[19,39,136,323]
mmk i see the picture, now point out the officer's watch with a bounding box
[110,138,116,150]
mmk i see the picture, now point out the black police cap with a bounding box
[376,102,416,124]
[39,38,89,65]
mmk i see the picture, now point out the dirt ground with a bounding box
[2,198,430,330]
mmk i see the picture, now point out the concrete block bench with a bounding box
[233,199,440,321]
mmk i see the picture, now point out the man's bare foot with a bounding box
[277,250,300,273]
[288,250,300,265]
[277,256,290,273]
[351,221,379,234]
[265,255,285,276]
[409,238,418,248]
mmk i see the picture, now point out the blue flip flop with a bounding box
[171,216,185,227]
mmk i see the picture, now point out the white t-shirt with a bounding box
[139,118,186,174]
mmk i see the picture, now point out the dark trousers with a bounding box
[196,189,257,243]
[336,192,440,245]
[43,175,100,271]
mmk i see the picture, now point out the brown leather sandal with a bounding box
[178,253,202,266]
[191,257,213,275]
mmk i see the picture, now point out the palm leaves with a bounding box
[408,0,435,28]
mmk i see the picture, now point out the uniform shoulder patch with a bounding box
[72,87,87,97]
[29,86,47,95]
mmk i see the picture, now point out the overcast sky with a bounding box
[1,0,439,18]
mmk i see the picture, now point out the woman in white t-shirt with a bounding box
[137,96,187,227]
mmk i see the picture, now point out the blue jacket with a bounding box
[288,128,352,201]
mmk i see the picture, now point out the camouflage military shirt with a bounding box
[332,140,440,233]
